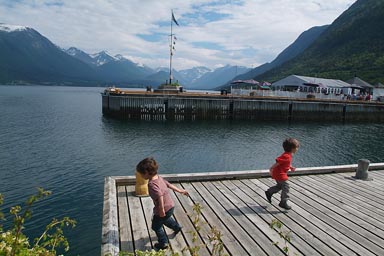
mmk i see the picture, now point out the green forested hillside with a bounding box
[255,0,384,84]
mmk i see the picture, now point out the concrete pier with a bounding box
[102,91,384,122]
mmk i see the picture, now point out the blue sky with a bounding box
[0,0,355,70]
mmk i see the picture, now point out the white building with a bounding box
[272,75,353,95]
[373,83,384,101]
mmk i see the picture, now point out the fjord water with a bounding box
[1,85,384,255]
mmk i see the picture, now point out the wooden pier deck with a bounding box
[102,163,384,255]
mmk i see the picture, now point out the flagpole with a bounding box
[169,10,173,85]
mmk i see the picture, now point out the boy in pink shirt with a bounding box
[136,157,189,250]
[265,138,300,210]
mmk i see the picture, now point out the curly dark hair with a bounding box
[136,157,158,176]
[283,138,300,152]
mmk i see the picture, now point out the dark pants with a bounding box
[267,180,290,203]
[152,207,181,245]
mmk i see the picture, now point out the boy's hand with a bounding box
[180,189,189,196]
[290,166,296,172]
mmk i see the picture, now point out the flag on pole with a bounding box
[172,11,179,26]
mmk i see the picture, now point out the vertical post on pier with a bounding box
[355,159,371,180]
[288,102,293,122]
[229,100,234,120]
[342,104,347,123]
[135,171,149,197]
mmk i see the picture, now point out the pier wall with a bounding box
[102,93,384,122]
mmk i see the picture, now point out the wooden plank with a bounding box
[348,169,384,183]
[353,171,384,194]
[368,170,384,179]
[223,179,323,256]
[335,172,384,196]
[249,178,358,255]
[168,189,196,256]
[240,179,340,256]
[261,177,377,256]
[175,183,229,256]
[181,182,249,255]
[294,175,384,228]
[279,178,384,255]
[316,173,384,212]
[132,184,194,255]
[139,196,157,246]
[193,181,268,255]
[213,180,299,256]
[101,177,119,256]
[285,177,384,252]
[117,186,134,253]
[127,189,152,251]
[324,172,384,200]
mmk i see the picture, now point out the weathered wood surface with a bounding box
[102,167,384,255]
[101,177,119,256]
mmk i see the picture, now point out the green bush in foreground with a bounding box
[0,188,76,256]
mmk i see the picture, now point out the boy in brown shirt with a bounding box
[136,157,189,250]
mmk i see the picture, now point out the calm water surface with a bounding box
[1,85,384,255]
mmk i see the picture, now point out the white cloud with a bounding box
[0,0,355,70]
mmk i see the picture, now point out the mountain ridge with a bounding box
[0,25,100,85]
[2,1,383,89]
[218,25,329,89]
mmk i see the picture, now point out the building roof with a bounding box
[272,75,351,88]
[231,79,259,85]
[346,77,374,88]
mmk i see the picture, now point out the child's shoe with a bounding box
[174,226,182,235]
[278,201,292,210]
[265,191,272,203]
[154,242,169,250]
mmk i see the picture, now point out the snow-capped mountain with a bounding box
[189,65,250,89]
[0,24,249,87]
[90,51,116,66]
[66,47,116,66]
[0,23,28,32]
[0,24,100,84]
[147,67,212,87]
[66,47,96,66]
[178,66,211,84]
[148,65,249,89]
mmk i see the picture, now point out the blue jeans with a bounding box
[152,207,181,245]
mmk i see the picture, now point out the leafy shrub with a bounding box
[0,188,76,256]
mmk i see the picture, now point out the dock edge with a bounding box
[101,176,119,256]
